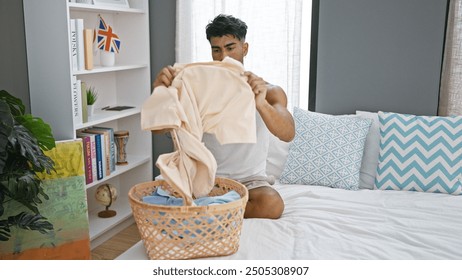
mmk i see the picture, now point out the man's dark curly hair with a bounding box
[206,14,248,42]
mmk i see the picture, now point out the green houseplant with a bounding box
[0,90,56,241]
[86,86,98,106]
[86,86,98,117]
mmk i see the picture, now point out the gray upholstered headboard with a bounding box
[309,0,448,116]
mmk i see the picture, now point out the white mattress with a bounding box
[117,182,462,260]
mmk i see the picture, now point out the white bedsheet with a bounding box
[117,182,462,260]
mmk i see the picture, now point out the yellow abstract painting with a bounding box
[0,139,90,260]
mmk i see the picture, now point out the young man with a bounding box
[152,14,295,219]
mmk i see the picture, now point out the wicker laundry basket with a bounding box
[128,177,248,260]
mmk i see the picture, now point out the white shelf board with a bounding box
[74,64,148,76]
[68,2,144,14]
[85,155,151,189]
[75,106,140,130]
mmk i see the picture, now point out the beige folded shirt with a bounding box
[141,57,256,202]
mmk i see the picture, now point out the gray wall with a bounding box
[0,0,30,111]
[312,0,448,115]
[149,0,176,177]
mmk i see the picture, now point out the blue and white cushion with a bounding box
[374,111,462,195]
[279,108,371,190]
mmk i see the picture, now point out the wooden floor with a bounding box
[91,223,141,260]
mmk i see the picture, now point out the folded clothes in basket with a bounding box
[142,187,241,206]
[142,187,241,240]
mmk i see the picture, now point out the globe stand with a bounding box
[97,184,117,218]
[98,207,116,218]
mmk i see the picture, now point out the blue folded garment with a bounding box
[142,187,241,239]
[142,187,241,206]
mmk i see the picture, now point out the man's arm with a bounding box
[259,85,295,142]
[245,72,295,142]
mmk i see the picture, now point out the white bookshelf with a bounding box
[23,0,152,249]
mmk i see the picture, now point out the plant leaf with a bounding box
[10,212,53,233]
[0,90,25,116]
[4,171,43,213]
[0,90,56,241]
[0,219,11,241]
[16,114,55,151]
[0,212,54,241]
[0,187,4,217]
[0,100,13,174]
[9,124,54,174]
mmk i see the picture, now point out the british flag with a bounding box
[97,15,120,53]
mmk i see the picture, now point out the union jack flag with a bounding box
[97,15,120,53]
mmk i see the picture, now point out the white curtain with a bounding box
[438,0,462,116]
[175,0,310,111]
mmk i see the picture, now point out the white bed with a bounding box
[118,181,462,260]
[117,110,462,260]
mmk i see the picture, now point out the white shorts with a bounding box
[237,175,275,190]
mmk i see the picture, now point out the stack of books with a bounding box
[69,17,93,126]
[77,127,116,184]
[69,18,94,72]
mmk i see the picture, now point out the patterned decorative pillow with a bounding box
[279,107,371,190]
[374,112,462,195]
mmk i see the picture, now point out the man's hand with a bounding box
[152,66,175,89]
[244,71,295,142]
[244,71,267,108]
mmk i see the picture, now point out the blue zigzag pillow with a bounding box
[374,112,462,195]
[280,108,371,190]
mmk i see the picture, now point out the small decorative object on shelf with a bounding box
[86,86,98,117]
[97,15,120,67]
[114,130,129,165]
[100,50,115,66]
[95,183,118,218]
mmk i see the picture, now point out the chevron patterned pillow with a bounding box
[375,112,462,195]
[279,108,371,190]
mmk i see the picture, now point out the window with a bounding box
[176,0,311,111]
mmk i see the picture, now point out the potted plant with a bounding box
[86,86,98,116]
[0,90,56,241]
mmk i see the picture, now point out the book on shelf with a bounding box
[77,130,103,180]
[76,131,98,184]
[89,127,116,172]
[69,19,78,72]
[83,127,111,177]
[75,18,85,71]
[99,131,107,177]
[71,76,83,125]
[91,132,104,180]
[84,127,115,175]
[77,133,93,184]
[83,28,94,70]
[81,81,88,123]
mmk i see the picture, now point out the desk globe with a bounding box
[95,184,118,218]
